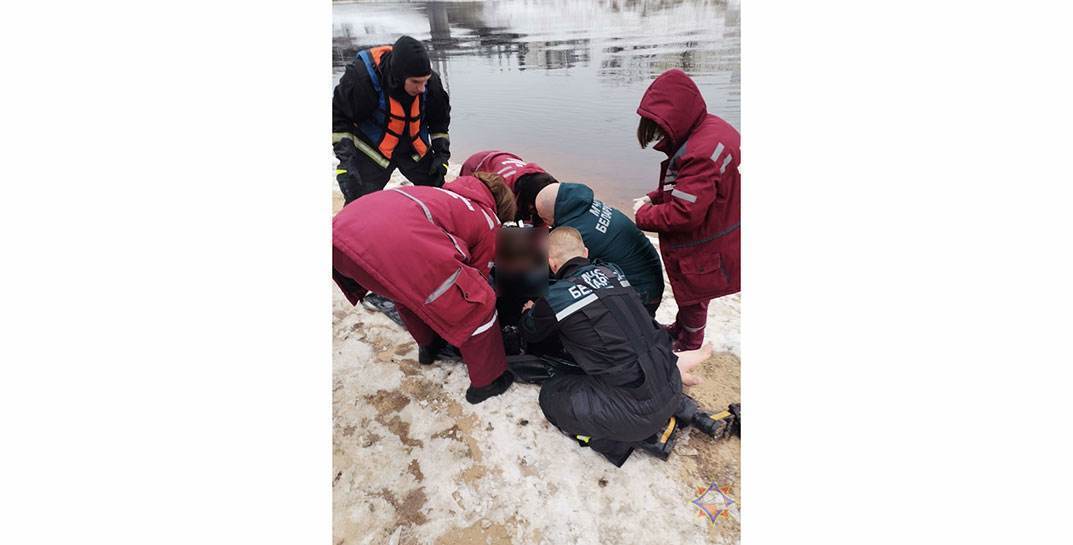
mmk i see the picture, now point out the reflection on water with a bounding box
[333,0,739,210]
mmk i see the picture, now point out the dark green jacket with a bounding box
[553,183,664,308]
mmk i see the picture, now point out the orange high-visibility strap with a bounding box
[369,46,391,66]
[378,97,407,158]
[409,97,428,156]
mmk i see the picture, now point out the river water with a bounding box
[333,0,740,211]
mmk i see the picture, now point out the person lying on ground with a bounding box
[332,35,452,203]
[518,227,735,466]
[632,68,740,351]
[516,178,665,315]
[332,172,515,404]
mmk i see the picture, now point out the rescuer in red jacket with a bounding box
[633,69,741,351]
[332,173,517,404]
[460,150,549,196]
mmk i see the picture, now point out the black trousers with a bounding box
[334,140,445,204]
[538,378,638,467]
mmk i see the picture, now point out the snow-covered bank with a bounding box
[332,166,740,545]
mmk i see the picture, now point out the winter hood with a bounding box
[636,69,708,153]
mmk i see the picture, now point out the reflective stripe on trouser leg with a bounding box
[459,309,507,388]
[471,310,498,336]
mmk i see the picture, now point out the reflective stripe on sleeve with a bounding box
[721,153,733,174]
[445,233,467,259]
[671,189,697,203]
[710,142,725,162]
[332,132,391,169]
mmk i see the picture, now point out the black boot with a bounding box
[729,403,741,437]
[636,417,680,461]
[691,404,740,439]
[418,336,448,365]
[588,437,635,467]
[465,371,515,405]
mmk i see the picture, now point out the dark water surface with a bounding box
[333,0,740,211]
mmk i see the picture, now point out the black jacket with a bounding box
[522,257,644,385]
[522,257,682,442]
[332,49,451,146]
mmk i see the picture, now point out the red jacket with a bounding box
[634,69,740,305]
[460,150,547,194]
[332,176,501,347]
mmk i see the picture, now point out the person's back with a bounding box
[459,150,548,196]
[536,258,648,387]
[521,227,680,465]
[332,173,518,404]
[539,182,665,313]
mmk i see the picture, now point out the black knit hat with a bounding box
[389,36,431,83]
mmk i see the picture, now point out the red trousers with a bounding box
[674,299,710,348]
[396,305,507,388]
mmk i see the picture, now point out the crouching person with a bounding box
[333,173,516,404]
[520,227,736,466]
[521,179,665,315]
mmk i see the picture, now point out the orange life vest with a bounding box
[354,46,430,167]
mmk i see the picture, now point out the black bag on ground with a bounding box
[506,354,584,384]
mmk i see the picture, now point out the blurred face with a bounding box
[404,75,431,96]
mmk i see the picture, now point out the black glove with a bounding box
[427,136,451,176]
[333,138,366,202]
[502,325,524,356]
[333,138,358,163]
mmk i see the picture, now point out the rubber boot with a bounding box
[691,404,740,439]
[636,416,680,461]
[465,370,515,405]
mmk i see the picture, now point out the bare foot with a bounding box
[676,342,713,387]
[681,372,704,387]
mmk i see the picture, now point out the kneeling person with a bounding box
[520,228,730,466]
